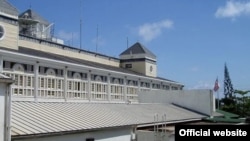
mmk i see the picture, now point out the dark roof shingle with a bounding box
[120,42,156,59]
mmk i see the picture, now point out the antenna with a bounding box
[80,0,83,49]
[72,32,74,46]
[96,24,99,53]
[127,37,129,49]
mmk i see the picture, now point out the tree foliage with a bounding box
[220,89,250,117]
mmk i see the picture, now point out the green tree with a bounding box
[234,90,250,117]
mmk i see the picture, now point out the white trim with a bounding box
[0,11,18,20]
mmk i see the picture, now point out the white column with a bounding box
[160,82,163,90]
[0,75,14,141]
[87,70,91,101]
[107,74,111,102]
[0,55,3,73]
[123,76,127,102]
[138,79,141,92]
[34,62,39,101]
[0,81,6,141]
[150,81,153,90]
[64,67,68,101]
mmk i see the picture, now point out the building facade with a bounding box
[0,0,183,103]
[0,1,222,141]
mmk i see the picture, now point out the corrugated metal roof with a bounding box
[11,101,206,137]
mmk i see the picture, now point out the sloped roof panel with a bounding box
[120,42,156,59]
[11,101,206,137]
[0,0,19,17]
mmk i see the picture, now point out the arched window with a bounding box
[141,82,147,87]
[46,68,56,76]
[128,80,134,86]
[113,78,120,84]
[95,76,102,82]
[13,63,25,72]
[0,25,5,40]
[73,72,81,80]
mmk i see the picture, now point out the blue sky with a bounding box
[9,0,250,97]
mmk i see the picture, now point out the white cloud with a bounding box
[91,36,106,47]
[215,0,250,19]
[190,66,199,72]
[138,19,173,42]
[190,81,214,90]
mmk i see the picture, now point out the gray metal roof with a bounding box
[120,42,156,59]
[19,9,49,25]
[11,101,206,137]
[0,0,19,17]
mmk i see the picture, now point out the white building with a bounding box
[0,0,184,104]
[0,0,217,141]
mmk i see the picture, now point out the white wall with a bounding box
[136,130,172,141]
[14,127,132,141]
[0,82,7,141]
[138,89,214,116]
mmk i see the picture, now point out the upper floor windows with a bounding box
[39,66,63,77]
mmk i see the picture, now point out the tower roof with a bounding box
[19,9,49,25]
[0,0,19,17]
[119,42,156,59]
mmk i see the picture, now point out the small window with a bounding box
[86,138,95,141]
[125,64,132,68]
[68,71,73,78]
[0,25,5,40]
[57,69,63,76]
[3,61,11,69]
[39,67,45,74]
[150,65,153,72]
[27,65,33,72]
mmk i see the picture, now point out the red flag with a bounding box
[214,78,219,92]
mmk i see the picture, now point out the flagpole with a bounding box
[214,77,219,110]
[217,90,219,109]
